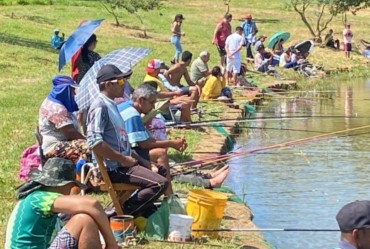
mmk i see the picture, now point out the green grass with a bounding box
[1,0,370,246]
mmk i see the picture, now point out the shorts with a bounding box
[180,86,190,95]
[45,139,90,163]
[216,45,226,57]
[344,43,352,52]
[49,227,77,249]
[226,57,241,74]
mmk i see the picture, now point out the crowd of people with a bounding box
[6,13,368,249]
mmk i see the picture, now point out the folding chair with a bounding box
[92,149,140,215]
[34,126,46,167]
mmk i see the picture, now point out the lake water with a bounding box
[225,79,370,249]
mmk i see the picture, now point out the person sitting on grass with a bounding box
[190,51,211,87]
[162,51,200,111]
[5,157,118,249]
[279,47,298,69]
[143,59,193,122]
[273,39,285,56]
[324,29,340,49]
[50,28,65,50]
[118,83,188,196]
[254,44,273,73]
[201,66,232,101]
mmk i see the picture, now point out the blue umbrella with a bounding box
[267,32,290,49]
[58,19,104,71]
[75,47,151,110]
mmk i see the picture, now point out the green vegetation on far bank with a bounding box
[0,0,369,247]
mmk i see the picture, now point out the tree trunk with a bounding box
[135,13,147,38]
[102,3,120,26]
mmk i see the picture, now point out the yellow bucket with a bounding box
[186,189,228,238]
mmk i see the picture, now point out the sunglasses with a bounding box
[109,78,125,86]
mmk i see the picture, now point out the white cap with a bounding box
[53,28,59,33]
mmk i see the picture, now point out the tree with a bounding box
[224,0,231,15]
[288,0,370,41]
[102,0,163,38]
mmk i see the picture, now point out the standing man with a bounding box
[190,51,211,86]
[343,24,353,59]
[51,28,65,50]
[335,200,370,249]
[225,26,244,85]
[240,13,258,60]
[212,13,232,67]
[86,64,169,217]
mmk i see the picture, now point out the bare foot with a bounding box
[210,164,229,178]
[209,169,229,188]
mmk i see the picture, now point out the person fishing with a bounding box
[334,200,370,249]
[5,157,118,249]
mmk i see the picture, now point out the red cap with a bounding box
[146,59,162,73]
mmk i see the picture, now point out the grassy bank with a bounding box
[0,0,369,246]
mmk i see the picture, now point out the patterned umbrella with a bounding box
[75,47,151,110]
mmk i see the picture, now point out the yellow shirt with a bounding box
[143,74,169,92]
[201,76,226,100]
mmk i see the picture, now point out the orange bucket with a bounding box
[110,215,135,244]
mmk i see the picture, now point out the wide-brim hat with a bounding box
[29,158,87,190]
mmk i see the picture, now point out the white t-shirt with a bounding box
[225,33,244,59]
[343,28,353,44]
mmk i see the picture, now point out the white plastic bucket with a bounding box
[168,214,194,242]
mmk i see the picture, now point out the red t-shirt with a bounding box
[214,20,232,47]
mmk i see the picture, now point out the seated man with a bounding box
[5,157,118,249]
[144,59,193,122]
[51,28,65,50]
[324,29,340,49]
[39,75,89,164]
[163,51,200,110]
[87,64,168,217]
[254,44,273,73]
[335,200,370,249]
[118,83,187,196]
[190,51,211,86]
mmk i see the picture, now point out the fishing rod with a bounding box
[168,115,363,128]
[174,124,370,168]
[192,228,339,232]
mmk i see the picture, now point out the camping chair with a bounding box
[34,126,46,167]
[92,149,140,215]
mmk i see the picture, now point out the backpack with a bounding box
[18,144,41,181]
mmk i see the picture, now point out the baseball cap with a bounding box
[146,59,162,73]
[28,158,87,190]
[97,64,132,83]
[336,200,370,232]
[54,28,59,33]
[175,14,185,20]
[257,44,265,51]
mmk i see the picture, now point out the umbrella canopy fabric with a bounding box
[58,19,104,71]
[294,40,314,55]
[267,32,290,49]
[75,47,151,110]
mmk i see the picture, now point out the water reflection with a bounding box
[225,80,370,249]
